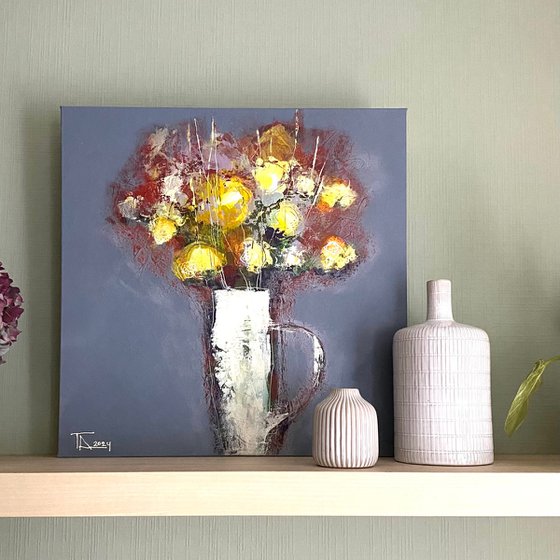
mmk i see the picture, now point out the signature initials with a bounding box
[71,431,112,452]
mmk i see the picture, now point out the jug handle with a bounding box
[269,323,326,420]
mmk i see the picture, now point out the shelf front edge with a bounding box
[2,469,560,517]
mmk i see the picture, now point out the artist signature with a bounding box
[70,431,112,452]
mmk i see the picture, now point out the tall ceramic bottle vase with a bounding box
[393,279,494,466]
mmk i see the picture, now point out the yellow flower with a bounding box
[267,200,302,237]
[319,180,357,209]
[252,157,290,195]
[153,202,185,226]
[197,175,252,230]
[320,236,357,271]
[172,242,225,280]
[148,216,177,245]
[241,238,273,273]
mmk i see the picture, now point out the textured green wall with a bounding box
[0,0,559,558]
[1,518,560,560]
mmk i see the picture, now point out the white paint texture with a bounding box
[0,0,559,556]
[212,289,285,454]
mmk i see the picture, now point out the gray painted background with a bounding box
[0,0,559,558]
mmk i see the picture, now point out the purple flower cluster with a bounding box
[0,262,23,364]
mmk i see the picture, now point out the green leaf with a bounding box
[504,359,548,436]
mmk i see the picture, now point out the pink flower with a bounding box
[0,262,24,364]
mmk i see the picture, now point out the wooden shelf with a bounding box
[1,455,559,517]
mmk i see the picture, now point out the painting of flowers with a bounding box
[58,108,406,457]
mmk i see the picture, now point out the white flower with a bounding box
[161,174,188,205]
[148,128,168,156]
[280,242,306,269]
[294,173,316,196]
[118,196,140,220]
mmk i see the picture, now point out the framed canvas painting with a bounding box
[58,107,406,457]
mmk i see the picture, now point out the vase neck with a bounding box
[330,388,361,398]
[426,279,454,321]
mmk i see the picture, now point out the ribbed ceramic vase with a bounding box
[393,279,494,466]
[313,388,379,468]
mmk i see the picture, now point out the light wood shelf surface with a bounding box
[1,455,559,517]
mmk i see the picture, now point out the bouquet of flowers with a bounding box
[0,262,24,364]
[111,114,367,292]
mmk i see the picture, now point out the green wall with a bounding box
[0,0,559,558]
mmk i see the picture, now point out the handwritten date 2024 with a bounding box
[71,432,112,452]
